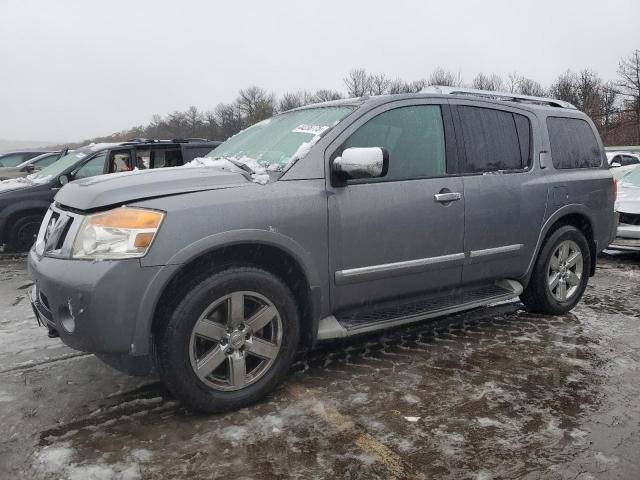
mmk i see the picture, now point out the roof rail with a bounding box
[422,85,577,109]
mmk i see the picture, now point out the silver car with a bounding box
[28,89,616,412]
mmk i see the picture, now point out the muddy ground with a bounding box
[0,252,639,479]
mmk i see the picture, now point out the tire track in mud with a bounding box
[35,302,526,447]
[0,352,92,375]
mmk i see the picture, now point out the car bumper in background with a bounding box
[609,218,640,250]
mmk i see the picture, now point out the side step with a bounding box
[317,279,523,340]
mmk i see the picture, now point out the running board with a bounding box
[317,279,523,340]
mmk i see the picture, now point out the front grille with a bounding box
[619,212,640,226]
[42,210,74,255]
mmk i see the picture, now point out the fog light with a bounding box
[58,302,76,334]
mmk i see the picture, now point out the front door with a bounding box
[327,100,465,312]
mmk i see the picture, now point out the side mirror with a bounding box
[610,162,621,168]
[59,174,69,186]
[332,147,389,181]
[24,164,36,173]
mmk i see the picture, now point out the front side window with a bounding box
[207,106,353,171]
[74,152,107,179]
[547,117,602,169]
[343,105,446,180]
[458,106,528,173]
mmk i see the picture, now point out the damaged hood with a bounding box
[55,166,253,211]
[616,180,640,215]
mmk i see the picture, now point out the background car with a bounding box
[0,150,53,168]
[0,139,220,252]
[0,151,63,180]
[610,167,640,250]
[606,151,640,179]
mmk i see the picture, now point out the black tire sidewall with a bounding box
[535,226,591,313]
[157,267,300,412]
[8,215,43,252]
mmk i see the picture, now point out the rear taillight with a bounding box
[613,177,618,200]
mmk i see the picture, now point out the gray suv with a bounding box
[28,88,616,412]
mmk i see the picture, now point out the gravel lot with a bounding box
[0,253,639,479]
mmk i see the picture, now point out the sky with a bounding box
[0,0,638,143]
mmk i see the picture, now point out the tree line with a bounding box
[63,49,640,148]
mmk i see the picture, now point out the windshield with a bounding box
[206,106,353,171]
[30,150,88,181]
[16,152,57,169]
[622,166,640,187]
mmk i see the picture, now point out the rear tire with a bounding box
[154,266,300,413]
[7,214,44,252]
[520,225,590,315]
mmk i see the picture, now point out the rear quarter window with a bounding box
[547,117,602,169]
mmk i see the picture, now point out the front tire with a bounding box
[155,267,300,413]
[7,214,44,252]
[520,225,591,315]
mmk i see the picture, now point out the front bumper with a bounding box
[28,249,167,355]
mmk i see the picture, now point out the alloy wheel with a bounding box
[188,291,282,391]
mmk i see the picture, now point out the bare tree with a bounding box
[384,77,426,94]
[368,73,391,95]
[617,49,640,144]
[428,67,460,87]
[278,90,314,112]
[313,89,343,103]
[549,70,578,105]
[600,81,619,141]
[575,70,603,119]
[236,86,275,124]
[343,68,372,97]
[506,72,519,93]
[472,73,504,91]
[515,77,546,97]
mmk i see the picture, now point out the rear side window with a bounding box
[183,146,215,163]
[547,117,602,169]
[458,106,529,173]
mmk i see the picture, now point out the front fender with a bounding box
[132,229,323,355]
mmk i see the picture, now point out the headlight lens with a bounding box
[71,208,164,259]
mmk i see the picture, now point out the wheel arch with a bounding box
[137,234,323,356]
[521,205,597,287]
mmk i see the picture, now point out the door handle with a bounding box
[434,192,462,203]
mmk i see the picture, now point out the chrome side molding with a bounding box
[334,253,465,286]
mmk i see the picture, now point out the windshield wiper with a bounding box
[217,157,256,175]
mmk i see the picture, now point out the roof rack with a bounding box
[124,138,212,145]
[422,85,577,109]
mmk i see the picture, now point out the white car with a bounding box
[607,151,640,179]
[611,167,640,250]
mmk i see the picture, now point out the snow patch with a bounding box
[36,443,74,472]
[402,393,421,404]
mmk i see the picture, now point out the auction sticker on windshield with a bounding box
[292,124,329,135]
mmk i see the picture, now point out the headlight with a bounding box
[71,207,164,259]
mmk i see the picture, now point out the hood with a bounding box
[616,180,640,215]
[0,176,49,194]
[54,166,253,211]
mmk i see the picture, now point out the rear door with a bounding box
[136,146,183,169]
[451,102,547,284]
[327,99,465,311]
